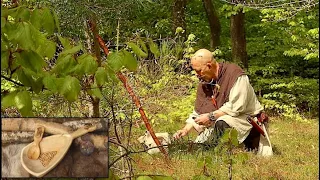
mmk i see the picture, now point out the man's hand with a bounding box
[173,129,188,140]
[194,113,213,127]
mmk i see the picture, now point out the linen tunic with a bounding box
[185,75,264,143]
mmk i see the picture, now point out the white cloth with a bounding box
[257,123,273,157]
[186,75,264,143]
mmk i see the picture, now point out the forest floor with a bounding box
[130,117,319,180]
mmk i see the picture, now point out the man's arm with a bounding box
[195,75,250,126]
[173,123,194,139]
[173,111,205,139]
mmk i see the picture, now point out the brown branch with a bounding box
[86,17,101,117]
[109,139,169,167]
[88,20,168,159]
[116,73,169,158]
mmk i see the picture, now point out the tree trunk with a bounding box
[91,97,100,117]
[202,0,221,50]
[172,0,187,37]
[230,10,248,69]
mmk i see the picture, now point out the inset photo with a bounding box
[1,117,108,178]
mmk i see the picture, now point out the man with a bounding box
[173,48,266,150]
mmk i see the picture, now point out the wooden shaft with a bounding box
[70,126,97,139]
[88,22,169,158]
[34,126,45,145]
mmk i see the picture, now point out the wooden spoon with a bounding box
[27,126,45,160]
[21,125,97,177]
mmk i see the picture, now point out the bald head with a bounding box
[190,49,219,82]
[191,49,215,64]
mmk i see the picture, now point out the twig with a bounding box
[1,75,24,87]
[109,140,169,167]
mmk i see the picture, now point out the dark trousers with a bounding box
[213,120,260,150]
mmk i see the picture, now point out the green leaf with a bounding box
[30,8,41,29]
[52,10,61,33]
[75,54,98,75]
[149,40,160,59]
[87,84,103,99]
[52,54,77,75]
[16,50,45,73]
[1,50,9,70]
[16,68,33,87]
[121,50,138,71]
[1,6,8,17]
[10,23,36,50]
[95,67,108,86]
[7,6,20,18]
[59,76,81,102]
[16,7,30,21]
[136,176,153,180]
[5,23,20,41]
[220,129,230,143]
[1,17,6,28]
[32,76,43,94]
[105,66,119,82]
[14,91,33,117]
[59,45,82,56]
[107,52,124,72]
[230,129,239,146]
[58,35,72,49]
[36,40,56,59]
[43,75,59,92]
[204,156,212,164]
[42,7,55,35]
[16,68,43,93]
[127,42,148,58]
[1,39,9,51]
[2,91,17,108]
[139,39,148,55]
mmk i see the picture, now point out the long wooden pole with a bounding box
[88,20,168,158]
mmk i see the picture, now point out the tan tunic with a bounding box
[186,75,263,143]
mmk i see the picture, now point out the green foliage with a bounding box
[127,42,148,58]
[73,54,98,75]
[59,76,81,102]
[2,90,33,117]
[106,50,138,72]
[1,3,139,116]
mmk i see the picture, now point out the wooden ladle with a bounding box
[27,125,45,160]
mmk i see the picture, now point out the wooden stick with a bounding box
[88,22,168,158]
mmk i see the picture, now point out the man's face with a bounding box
[191,60,214,83]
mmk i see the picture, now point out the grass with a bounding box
[109,68,319,179]
[128,117,319,180]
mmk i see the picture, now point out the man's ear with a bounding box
[207,62,212,69]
